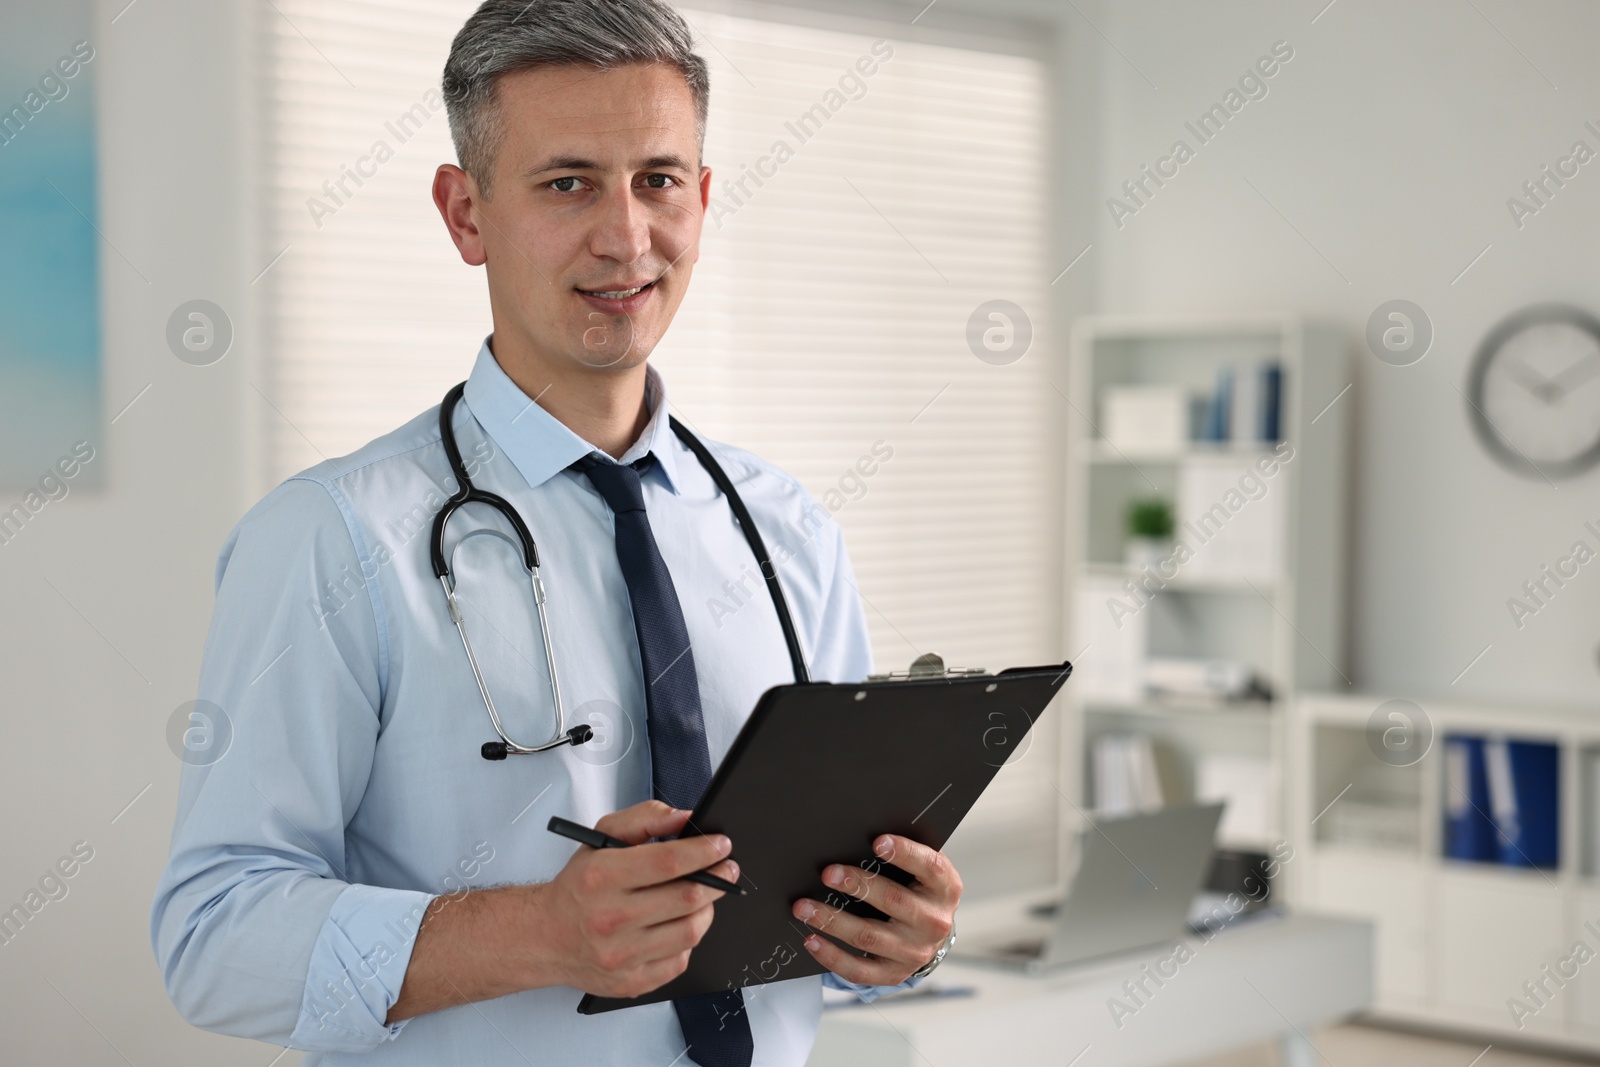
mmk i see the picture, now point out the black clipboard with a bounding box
[576,655,1072,1014]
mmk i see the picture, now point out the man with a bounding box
[150,2,961,1064]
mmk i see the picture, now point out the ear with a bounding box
[433,164,488,267]
[692,164,712,266]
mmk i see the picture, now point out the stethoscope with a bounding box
[431,381,810,761]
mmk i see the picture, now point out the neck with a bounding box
[487,330,652,459]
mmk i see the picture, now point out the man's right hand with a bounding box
[529,799,737,999]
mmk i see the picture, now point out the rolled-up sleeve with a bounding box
[150,476,435,1051]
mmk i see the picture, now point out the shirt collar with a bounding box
[461,338,681,494]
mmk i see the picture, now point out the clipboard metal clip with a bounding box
[867,652,988,682]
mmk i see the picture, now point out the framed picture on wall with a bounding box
[0,1,102,500]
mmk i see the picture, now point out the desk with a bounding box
[807,912,1373,1067]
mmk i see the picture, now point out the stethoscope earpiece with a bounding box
[481,724,593,762]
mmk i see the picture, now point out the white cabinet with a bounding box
[1293,694,1600,1054]
[1306,849,1426,1008]
[1434,867,1566,1037]
[1568,889,1600,1039]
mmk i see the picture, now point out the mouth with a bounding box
[575,278,658,313]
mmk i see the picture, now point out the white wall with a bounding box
[0,0,261,1063]
[1094,0,1600,709]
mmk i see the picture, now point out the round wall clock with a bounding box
[1467,304,1600,480]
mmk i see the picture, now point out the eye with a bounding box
[642,174,677,189]
[548,176,585,193]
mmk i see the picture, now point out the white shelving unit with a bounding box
[1291,693,1600,1055]
[1059,314,1349,872]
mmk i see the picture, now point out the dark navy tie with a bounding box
[574,452,753,1067]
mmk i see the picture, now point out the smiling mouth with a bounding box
[576,280,657,301]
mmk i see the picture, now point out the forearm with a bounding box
[386,884,562,1024]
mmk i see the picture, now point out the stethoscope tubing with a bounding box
[433,380,809,760]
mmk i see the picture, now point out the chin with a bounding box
[570,339,655,372]
[570,316,661,371]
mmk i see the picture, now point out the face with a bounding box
[436,63,710,375]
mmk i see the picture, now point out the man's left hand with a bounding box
[791,834,961,986]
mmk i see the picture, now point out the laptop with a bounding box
[956,802,1225,973]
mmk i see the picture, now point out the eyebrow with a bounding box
[639,153,695,172]
[523,152,697,178]
[525,155,599,176]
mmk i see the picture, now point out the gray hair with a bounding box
[442,0,710,197]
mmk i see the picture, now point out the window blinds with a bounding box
[256,1,1060,879]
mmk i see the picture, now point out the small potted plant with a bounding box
[1124,497,1174,570]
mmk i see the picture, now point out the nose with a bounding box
[587,183,652,267]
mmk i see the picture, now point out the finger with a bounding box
[630,907,717,962]
[816,861,924,924]
[705,857,739,885]
[582,948,692,999]
[867,836,961,900]
[624,862,740,925]
[801,930,907,987]
[608,833,734,891]
[631,949,693,992]
[792,898,922,967]
[595,800,691,845]
[697,857,742,893]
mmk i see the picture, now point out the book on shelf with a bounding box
[1258,362,1283,442]
[1092,732,1164,816]
[1195,359,1283,446]
[1200,365,1233,442]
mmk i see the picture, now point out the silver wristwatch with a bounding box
[909,923,956,980]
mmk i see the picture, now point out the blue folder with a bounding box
[1201,366,1232,442]
[1442,735,1497,863]
[1487,738,1559,869]
[1259,362,1283,442]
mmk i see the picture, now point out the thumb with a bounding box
[595,799,691,845]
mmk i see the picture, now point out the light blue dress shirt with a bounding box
[151,342,913,1066]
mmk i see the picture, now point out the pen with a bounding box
[546,816,748,896]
